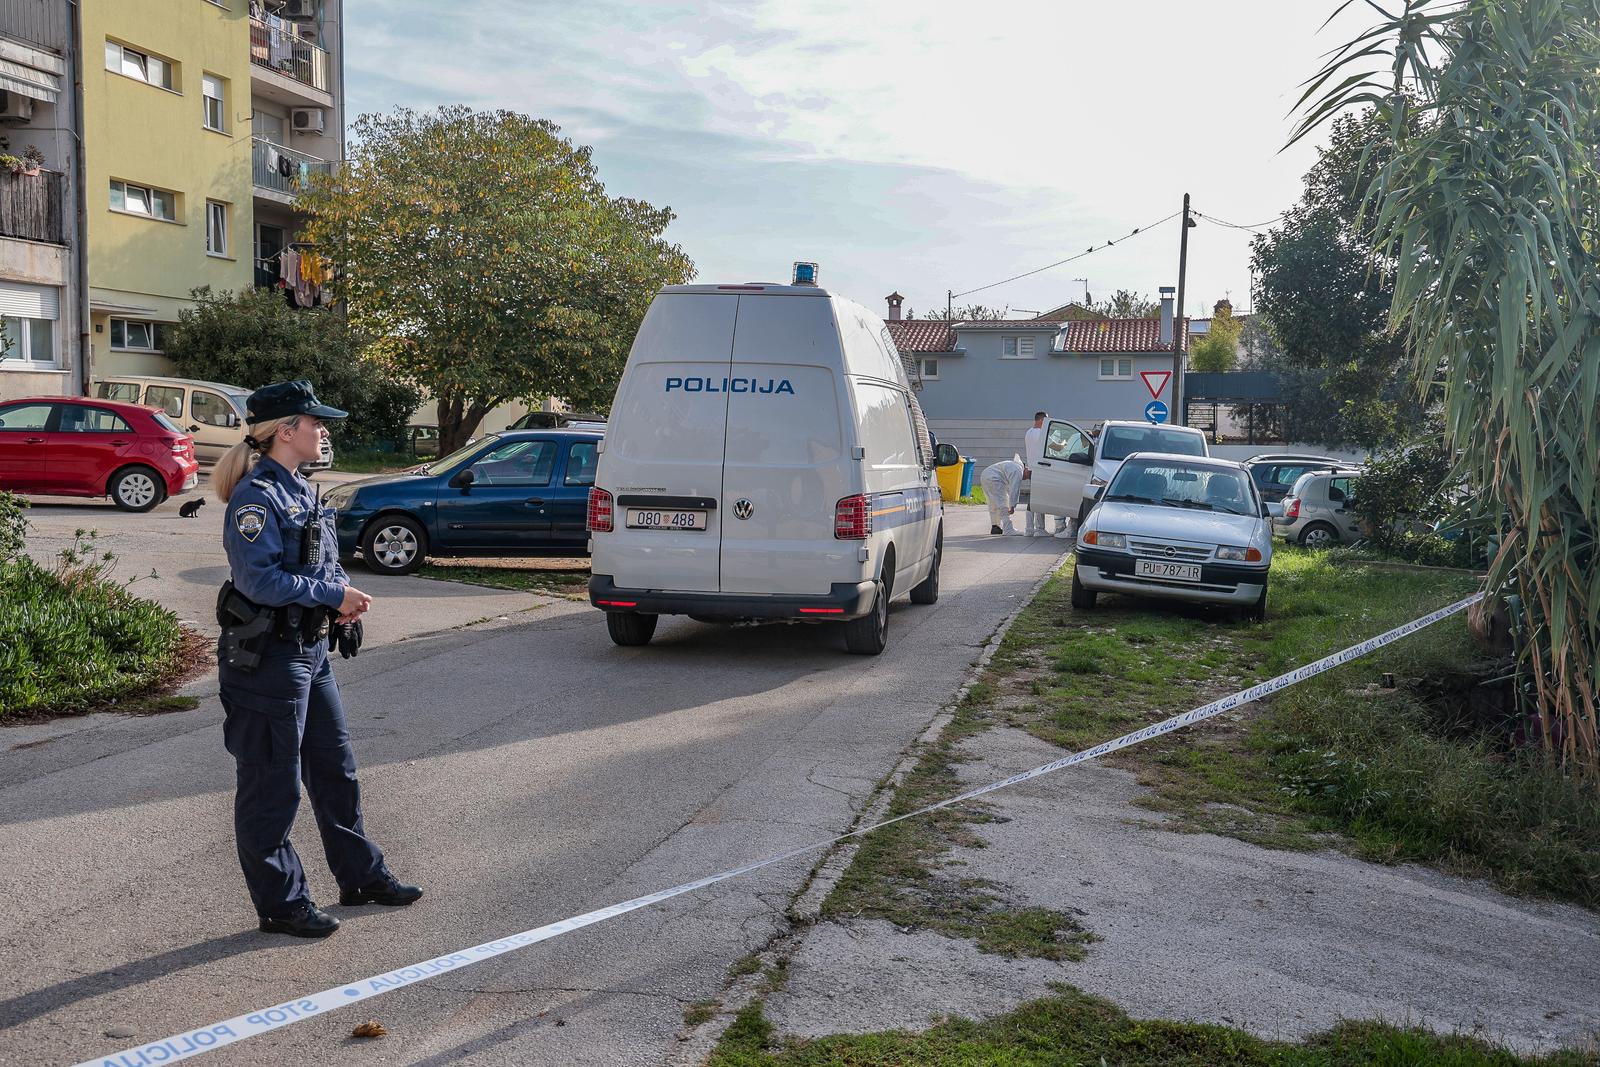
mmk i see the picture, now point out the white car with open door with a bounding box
[1070,453,1273,621]
[586,264,946,655]
[1029,419,1209,530]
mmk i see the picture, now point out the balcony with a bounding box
[252,138,333,201]
[249,16,331,95]
[0,170,65,244]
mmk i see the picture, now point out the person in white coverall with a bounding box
[1022,411,1063,537]
[980,457,1025,534]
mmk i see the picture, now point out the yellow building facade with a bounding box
[82,1,255,376]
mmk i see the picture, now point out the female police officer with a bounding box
[213,380,421,938]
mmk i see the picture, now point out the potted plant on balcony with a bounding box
[0,145,45,176]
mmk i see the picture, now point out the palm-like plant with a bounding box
[1295,0,1599,774]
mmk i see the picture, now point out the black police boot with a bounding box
[991,525,1003,535]
[340,873,424,907]
[259,902,340,938]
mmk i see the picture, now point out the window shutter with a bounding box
[0,283,59,319]
[1019,336,1035,357]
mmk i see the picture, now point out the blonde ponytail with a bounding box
[212,416,301,501]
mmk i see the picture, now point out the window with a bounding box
[468,439,557,486]
[1001,335,1036,359]
[110,180,176,221]
[206,200,229,256]
[202,74,226,131]
[0,282,59,365]
[1100,425,1207,462]
[0,403,53,430]
[916,358,939,380]
[1107,459,1255,516]
[143,385,185,419]
[1043,422,1087,462]
[192,390,236,428]
[564,441,598,487]
[1328,477,1356,505]
[104,40,175,90]
[1098,358,1134,380]
[110,319,168,351]
[96,382,143,403]
[58,407,133,434]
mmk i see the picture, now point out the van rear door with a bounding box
[719,295,853,595]
[600,293,736,593]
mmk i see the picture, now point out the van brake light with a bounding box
[834,494,872,540]
[587,487,614,533]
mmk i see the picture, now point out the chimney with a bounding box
[885,291,904,321]
[1159,286,1175,346]
[1213,298,1232,317]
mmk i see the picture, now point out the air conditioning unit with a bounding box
[0,90,35,124]
[278,0,318,18]
[291,107,326,133]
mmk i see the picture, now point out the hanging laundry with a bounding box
[278,152,295,178]
[299,252,329,288]
[279,248,300,290]
[293,252,316,308]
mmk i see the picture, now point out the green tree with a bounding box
[1300,0,1600,773]
[164,287,419,445]
[300,106,695,453]
[1089,289,1159,319]
[1250,108,1423,449]
[1189,300,1240,372]
[913,303,1007,321]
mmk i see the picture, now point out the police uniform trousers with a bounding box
[220,633,385,918]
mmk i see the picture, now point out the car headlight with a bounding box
[324,486,356,511]
[1216,545,1263,562]
[1084,531,1126,550]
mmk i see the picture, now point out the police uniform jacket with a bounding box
[224,455,346,611]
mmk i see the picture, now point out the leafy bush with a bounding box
[0,530,185,717]
[0,490,25,564]
[1351,436,1481,567]
[164,286,421,447]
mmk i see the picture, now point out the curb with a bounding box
[668,547,1071,1064]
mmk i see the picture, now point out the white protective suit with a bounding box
[1022,425,1061,537]
[980,457,1025,534]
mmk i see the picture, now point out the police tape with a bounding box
[76,589,1485,1067]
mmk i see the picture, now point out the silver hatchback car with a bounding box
[1273,469,1366,548]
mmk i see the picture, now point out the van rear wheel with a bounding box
[844,578,890,655]
[607,611,658,647]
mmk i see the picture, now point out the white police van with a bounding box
[587,265,948,654]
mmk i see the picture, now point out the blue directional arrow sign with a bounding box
[1144,400,1169,424]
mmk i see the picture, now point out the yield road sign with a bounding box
[1144,400,1169,424]
[1140,370,1171,399]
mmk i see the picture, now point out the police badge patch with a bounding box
[235,504,268,543]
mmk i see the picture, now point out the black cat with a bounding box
[178,497,206,519]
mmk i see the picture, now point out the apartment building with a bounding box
[0,0,82,402]
[83,0,344,379]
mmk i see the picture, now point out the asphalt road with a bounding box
[0,505,1064,1066]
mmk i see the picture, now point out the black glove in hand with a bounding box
[333,619,363,659]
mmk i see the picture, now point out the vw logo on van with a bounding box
[733,499,755,520]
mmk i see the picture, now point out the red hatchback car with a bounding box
[0,396,199,511]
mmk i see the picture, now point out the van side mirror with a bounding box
[1066,450,1092,465]
[935,443,960,467]
[449,468,476,490]
[225,413,240,429]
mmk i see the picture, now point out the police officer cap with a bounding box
[246,380,348,425]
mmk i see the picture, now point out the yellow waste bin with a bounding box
[936,458,964,502]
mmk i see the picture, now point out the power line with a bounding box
[1191,209,1285,233]
[951,210,1182,300]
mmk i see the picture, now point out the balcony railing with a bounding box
[252,138,333,197]
[249,16,331,94]
[0,170,65,244]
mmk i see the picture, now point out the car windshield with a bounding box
[1104,459,1256,516]
[1099,425,1206,461]
[422,435,496,475]
[151,411,182,434]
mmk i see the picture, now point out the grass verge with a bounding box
[976,546,1599,907]
[708,986,1595,1066]
[418,561,590,600]
[1,525,194,720]
[329,448,418,474]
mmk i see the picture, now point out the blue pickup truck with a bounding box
[324,429,601,575]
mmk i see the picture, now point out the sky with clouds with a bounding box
[344,0,1363,320]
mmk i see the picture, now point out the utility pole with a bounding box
[1172,193,1194,425]
[946,289,953,319]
